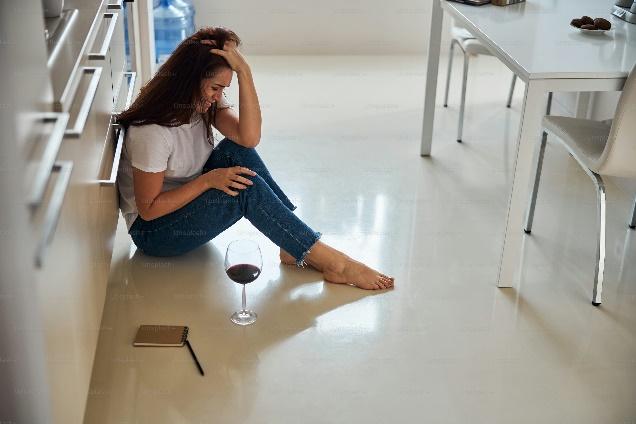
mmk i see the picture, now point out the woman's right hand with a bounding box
[201,166,256,196]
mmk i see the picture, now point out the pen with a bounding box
[185,339,205,376]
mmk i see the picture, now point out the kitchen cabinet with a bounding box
[0,0,131,422]
[0,0,62,421]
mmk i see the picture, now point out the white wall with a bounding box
[191,0,451,55]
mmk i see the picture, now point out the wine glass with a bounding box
[225,239,262,326]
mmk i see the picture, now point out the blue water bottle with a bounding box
[173,0,196,34]
[154,0,190,64]
[154,0,195,34]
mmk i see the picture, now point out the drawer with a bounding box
[46,0,104,108]
[96,122,124,260]
[87,8,124,104]
[31,158,107,424]
[57,63,113,181]
[95,71,137,262]
[108,3,127,106]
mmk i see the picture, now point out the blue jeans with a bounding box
[129,138,321,266]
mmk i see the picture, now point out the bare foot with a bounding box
[323,258,394,290]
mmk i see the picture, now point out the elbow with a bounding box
[136,201,156,221]
[246,138,260,148]
[137,208,154,221]
[240,135,260,148]
[137,210,153,221]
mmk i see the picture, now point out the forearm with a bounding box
[237,68,262,147]
[138,175,209,221]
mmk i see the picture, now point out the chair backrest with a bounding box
[597,63,636,178]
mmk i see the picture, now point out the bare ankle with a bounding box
[304,242,347,274]
[323,251,348,275]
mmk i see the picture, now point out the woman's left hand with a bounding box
[203,40,250,74]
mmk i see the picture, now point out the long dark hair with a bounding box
[116,26,241,143]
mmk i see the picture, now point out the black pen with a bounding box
[185,339,205,376]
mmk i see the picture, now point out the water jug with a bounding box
[154,0,190,64]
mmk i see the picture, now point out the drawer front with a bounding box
[34,65,113,424]
[47,0,104,108]
[33,160,105,424]
[57,63,112,181]
[96,122,123,266]
[108,4,127,107]
[87,7,124,109]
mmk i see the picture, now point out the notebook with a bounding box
[447,0,491,5]
[133,325,189,347]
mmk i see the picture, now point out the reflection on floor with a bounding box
[85,55,636,423]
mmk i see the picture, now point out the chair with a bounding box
[523,63,636,306]
[443,22,519,143]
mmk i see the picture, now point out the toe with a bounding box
[376,278,389,289]
[382,279,394,289]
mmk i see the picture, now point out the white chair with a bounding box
[524,63,636,306]
[443,23,518,143]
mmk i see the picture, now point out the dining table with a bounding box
[420,0,636,287]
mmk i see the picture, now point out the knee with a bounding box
[219,138,252,153]
[241,174,269,198]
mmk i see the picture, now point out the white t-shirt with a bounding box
[117,99,231,230]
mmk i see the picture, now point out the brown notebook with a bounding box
[133,325,189,347]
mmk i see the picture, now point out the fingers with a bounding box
[219,167,255,196]
[209,42,237,55]
[233,175,253,186]
[233,166,257,176]
[229,181,248,190]
[209,48,225,57]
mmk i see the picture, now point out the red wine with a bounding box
[226,264,261,284]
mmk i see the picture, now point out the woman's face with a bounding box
[196,67,233,113]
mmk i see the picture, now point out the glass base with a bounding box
[230,310,257,326]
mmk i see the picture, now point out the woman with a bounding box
[116,27,394,290]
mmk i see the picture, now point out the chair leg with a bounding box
[524,131,548,234]
[523,93,553,233]
[590,172,606,306]
[629,196,636,229]
[506,74,517,108]
[444,40,456,108]
[457,52,469,143]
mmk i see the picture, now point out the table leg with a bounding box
[420,0,444,157]
[497,80,549,287]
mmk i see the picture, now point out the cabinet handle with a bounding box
[64,67,103,138]
[122,71,137,110]
[107,0,123,10]
[35,161,73,268]
[99,72,136,186]
[28,113,70,209]
[98,125,124,187]
[47,9,79,68]
[88,12,118,60]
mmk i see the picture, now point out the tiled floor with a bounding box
[85,55,636,423]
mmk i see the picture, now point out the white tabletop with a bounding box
[442,0,636,80]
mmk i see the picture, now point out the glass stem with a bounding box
[242,284,247,311]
